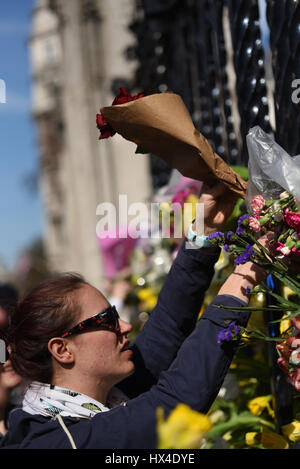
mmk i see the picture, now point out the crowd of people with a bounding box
[0,182,269,449]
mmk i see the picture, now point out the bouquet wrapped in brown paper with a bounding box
[98,89,247,199]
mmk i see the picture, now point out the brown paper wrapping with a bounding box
[101,92,247,199]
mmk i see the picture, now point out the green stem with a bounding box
[206,414,275,439]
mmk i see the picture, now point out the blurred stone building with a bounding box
[29,0,152,287]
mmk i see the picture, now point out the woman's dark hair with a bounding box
[6,273,87,383]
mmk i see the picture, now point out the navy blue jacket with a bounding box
[0,241,250,449]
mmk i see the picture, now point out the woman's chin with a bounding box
[1,363,22,389]
[2,373,21,389]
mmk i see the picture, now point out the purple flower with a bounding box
[217,322,241,344]
[245,286,251,295]
[217,330,231,344]
[226,231,234,241]
[224,244,230,252]
[238,214,250,224]
[246,244,254,256]
[236,214,250,236]
[234,244,254,265]
[234,251,250,265]
[207,231,224,241]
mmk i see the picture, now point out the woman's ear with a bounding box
[48,338,75,365]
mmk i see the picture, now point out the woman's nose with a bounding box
[118,319,133,335]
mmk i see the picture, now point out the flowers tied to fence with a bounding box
[207,192,300,392]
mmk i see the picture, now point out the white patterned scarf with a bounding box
[22,382,128,419]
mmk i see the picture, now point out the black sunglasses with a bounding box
[61,305,120,338]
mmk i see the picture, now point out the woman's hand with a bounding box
[218,234,271,303]
[193,182,238,236]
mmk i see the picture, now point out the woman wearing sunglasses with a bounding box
[0,183,265,449]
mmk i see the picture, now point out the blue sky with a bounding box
[0,0,43,270]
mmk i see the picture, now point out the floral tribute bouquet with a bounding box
[97,88,247,198]
[207,191,300,392]
[204,126,300,397]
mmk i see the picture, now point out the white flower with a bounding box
[280,191,289,199]
[281,246,291,256]
[273,211,284,222]
[273,201,281,211]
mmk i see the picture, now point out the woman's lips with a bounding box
[120,340,130,351]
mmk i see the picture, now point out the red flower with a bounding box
[112,87,144,105]
[96,114,116,140]
[284,210,300,236]
[97,87,144,140]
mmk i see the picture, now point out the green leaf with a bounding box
[230,165,249,182]
[272,270,300,297]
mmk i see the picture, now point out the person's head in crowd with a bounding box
[0,283,22,436]
[0,283,18,330]
[7,273,133,404]
[0,351,22,436]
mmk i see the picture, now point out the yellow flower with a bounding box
[246,429,289,449]
[137,287,158,311]
[144,294,158,311]
[282,420,300,442]
[156,404,212,449]
[137,287,154,302]
[280,314,292,335]
[281,284,296,301]
[248,395,275,419]
[245,432,260,446]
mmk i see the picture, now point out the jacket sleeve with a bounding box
[81,294,251,449]
[118,240,220,397]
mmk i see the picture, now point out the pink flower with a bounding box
[284,211,300,236]
[172,189,190,207]
[273,241,298,257]
[250,195,265,215]
[273,241,285,252]
[248,217,261,233]
[277,334,300,391]
[290,247,300,258]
